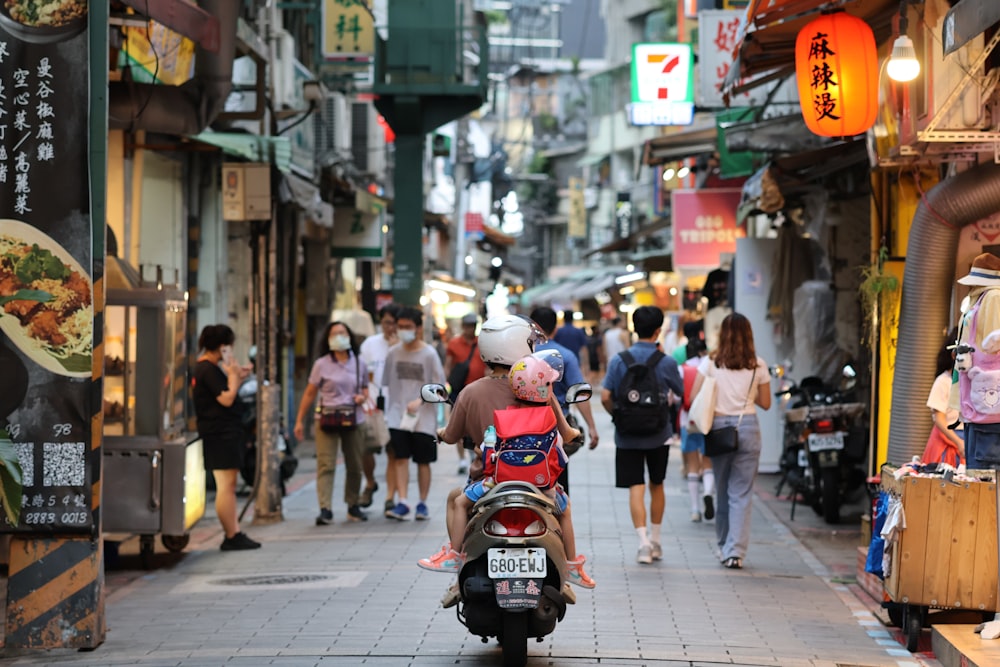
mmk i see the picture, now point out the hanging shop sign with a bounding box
[671,190,744,270]
[629,43,695,126]
[568,177,586,239]
[332,190,385,258]
[794,11,878,138]
[0,6,98,533]
[222,163,271,221]
[322,0,374,61]
[615,192,633,240]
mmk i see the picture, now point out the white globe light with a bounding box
[887,35,920,82]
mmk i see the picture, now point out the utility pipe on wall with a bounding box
[887,161,1000,464]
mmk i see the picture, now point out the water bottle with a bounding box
[483,425,497,447]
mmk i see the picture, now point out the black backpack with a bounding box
[612,350,668,436]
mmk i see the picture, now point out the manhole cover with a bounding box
[211,574,332,586]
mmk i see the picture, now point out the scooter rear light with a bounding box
[814,419,834,432]
[484,508,546,537]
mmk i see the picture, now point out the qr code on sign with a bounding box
[14,442,33,486]
[43,442,85,486]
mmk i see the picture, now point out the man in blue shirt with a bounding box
[530,307,600,494]
[554,310,588,361]
[601,306,683,566]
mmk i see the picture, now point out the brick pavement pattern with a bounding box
[2,406,938,667]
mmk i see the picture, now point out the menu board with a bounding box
[0,1,96,533]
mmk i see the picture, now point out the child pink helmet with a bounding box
[508,350,564,403]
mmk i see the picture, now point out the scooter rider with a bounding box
[417,317,592,597]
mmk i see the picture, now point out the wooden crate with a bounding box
[881,469,998,612]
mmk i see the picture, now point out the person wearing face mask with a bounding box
[359,304,401,514]
[294,321,370,524]
[383,306,447,521]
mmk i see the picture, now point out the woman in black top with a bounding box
[192,324,260,551]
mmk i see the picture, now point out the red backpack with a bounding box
[491,405,566,489]
[681,363,697,412]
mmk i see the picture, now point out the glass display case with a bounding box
[102,260,205,563]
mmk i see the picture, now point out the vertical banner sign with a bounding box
[0,4,96,533]
[568,177,586,239]
[671,190,745,269]
[698,11,756,108]
[615,192,632,240]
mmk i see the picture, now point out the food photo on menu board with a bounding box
[0,0,96,533]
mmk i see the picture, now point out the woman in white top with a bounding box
[690,313,770,570]
[922,329,964,466]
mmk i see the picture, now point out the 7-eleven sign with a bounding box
[631,43,694,104]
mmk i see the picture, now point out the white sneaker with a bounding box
[637,545,653,564]
[691,511,702,522]
[650,541,663,561]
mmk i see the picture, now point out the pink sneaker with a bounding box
[566,555,596,589]
[418,543,465,573]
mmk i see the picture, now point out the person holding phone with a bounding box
[192,324,260,551]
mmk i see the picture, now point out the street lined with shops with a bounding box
[5,406,937,667]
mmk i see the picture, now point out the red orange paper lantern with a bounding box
[794,12,878,137]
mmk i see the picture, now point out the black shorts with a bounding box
[388,429,438,464]
[202,430,246,471]
[615,446,669,488]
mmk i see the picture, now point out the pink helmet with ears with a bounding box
[508,350,564,404]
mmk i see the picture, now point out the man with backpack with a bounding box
[600,306,684,565]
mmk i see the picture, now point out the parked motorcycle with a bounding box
[420,381,591,667]
[772,366,867,524]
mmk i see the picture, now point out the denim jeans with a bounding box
[709,413,762,560]
[964,422,1000,469]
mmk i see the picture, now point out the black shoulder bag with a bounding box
[704,366,756,457]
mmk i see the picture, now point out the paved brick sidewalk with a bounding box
[2,404,940,666]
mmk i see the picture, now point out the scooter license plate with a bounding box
[807,432,844,452]
[487,547,547,579]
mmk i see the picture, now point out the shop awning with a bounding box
[569,270,621,300]
[192,131,292,173]
[280,174,333,228]
[482,225,516,247]
[642,125,718,167]
[584,218,671,257]
[576,153,608,168]
[722,0,898,99]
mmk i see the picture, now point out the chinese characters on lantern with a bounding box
[807,30,840,123]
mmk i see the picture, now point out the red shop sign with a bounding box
[671,190,744,269]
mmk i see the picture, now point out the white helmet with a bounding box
[479,314,546,366]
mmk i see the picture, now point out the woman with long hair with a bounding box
[192,324,260,550]
[922,327,964,466]
[689,313,770,569]
[294,321,370,525]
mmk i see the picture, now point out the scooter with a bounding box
[773,366,867,524]
[420,381,591,667]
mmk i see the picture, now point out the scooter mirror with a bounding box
[565,383,592,404]
[420,383,449,403]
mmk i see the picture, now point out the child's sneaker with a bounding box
[566,555,596,588]
[386,502,410,520]
[415,502,430,520]
[418,544,465,573]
